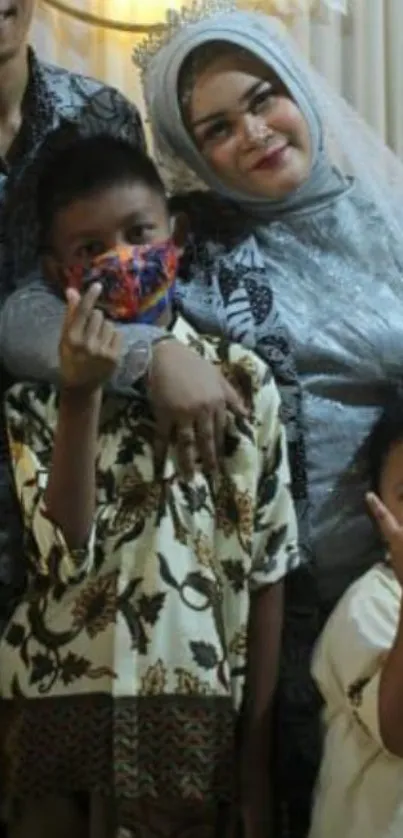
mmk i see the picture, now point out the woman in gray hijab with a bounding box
[138,9,403,837]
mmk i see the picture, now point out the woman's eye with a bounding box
[250,88,275,114]
[203,120,231,144]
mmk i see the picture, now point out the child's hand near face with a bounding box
[367,491,403,586]
[59,283,122,393]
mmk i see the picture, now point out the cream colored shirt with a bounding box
[309,563,403,838]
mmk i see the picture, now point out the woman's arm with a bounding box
[0,278,245,478]
[0,275,158,388]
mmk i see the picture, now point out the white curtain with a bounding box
[32,0,403,157]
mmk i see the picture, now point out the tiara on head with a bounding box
[133,0,236,84]
[133,0,348,82]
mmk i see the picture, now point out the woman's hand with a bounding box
[59,284,122,392]
[366,491,403,585]
[148,339,247,477]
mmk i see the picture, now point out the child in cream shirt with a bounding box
[309,388,403,838]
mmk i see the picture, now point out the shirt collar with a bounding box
[25,48,59,137]
[7,48,59,169]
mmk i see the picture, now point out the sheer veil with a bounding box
[292,40,403,243]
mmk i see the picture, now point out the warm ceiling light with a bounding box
[40,0,169,32]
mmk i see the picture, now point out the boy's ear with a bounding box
[171,212,190,254]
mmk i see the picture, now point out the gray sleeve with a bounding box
[0,275,165,390]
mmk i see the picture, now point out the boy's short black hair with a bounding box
[36,131,167,249]
[368,386,403,495]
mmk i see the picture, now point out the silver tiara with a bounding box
[133,0,236,83]
[133,0,349,88]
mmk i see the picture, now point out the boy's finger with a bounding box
[366,492,402,544]
[68,283,102,336]
[62,287,81,334]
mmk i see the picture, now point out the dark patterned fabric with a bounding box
[0,48,145,632]
[1,695,235,815]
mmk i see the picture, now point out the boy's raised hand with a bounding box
[366,491,403,586]
[59,284,122,392]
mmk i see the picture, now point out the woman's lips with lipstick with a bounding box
[252,143,289,170]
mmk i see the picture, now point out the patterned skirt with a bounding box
[0,692,236,836]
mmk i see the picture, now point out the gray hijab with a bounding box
[145,10,347,218]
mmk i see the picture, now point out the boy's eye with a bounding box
[77,241,105,261]
[127,224,155,244]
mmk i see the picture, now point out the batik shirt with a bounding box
[0,48,145,622]
[0,317,299,820]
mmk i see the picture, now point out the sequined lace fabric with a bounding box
[254,182,403,606]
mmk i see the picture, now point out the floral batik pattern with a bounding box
[0,317,299,829]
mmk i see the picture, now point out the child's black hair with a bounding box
[368,386,403,495]
[36,131,167,250]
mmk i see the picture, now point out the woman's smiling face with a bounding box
[187,48,312,200]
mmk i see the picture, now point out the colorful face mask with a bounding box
[65,241,178,323]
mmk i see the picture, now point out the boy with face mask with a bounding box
[1,131,299,838]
